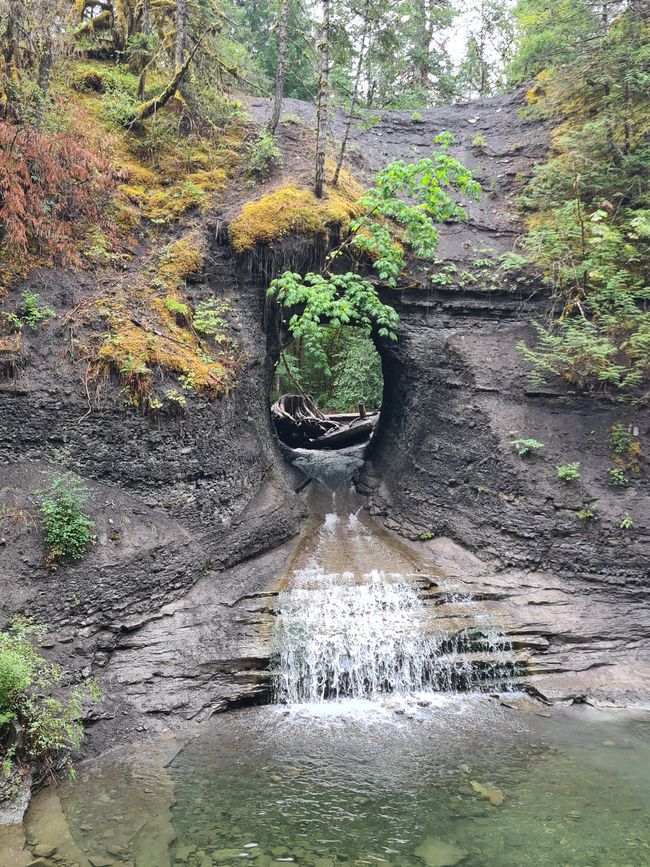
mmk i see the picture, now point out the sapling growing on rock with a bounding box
[37,472,93,570]
[509,432,544,457]
[556,462,580,482]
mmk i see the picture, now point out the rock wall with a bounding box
[365,286,649,583]
[1,86,649,765]
[0,233,304,753]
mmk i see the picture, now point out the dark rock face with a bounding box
[0,238,304,754]
[366,302,649,580]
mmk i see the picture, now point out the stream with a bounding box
[16,450,650,866]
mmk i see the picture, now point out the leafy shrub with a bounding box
[103,87,141,127]
[411,111,423,122]
[471,132,487,150]
[37,473,93,569]
[576,504,597,520]
[0,618,98,781]
[619,515,635,530]
[193,299,230,342]
[499,252,528,273]
[556,461,580,482]
[608,467,629,487]
[352,133,481,286]
[275,326,383,412]
[509,433,544,456]
[247,131,282,181]
[514,17,650,394]
[357,113,382,130]
[268,271,398,377]
[17,291,55,328]
[610,423,634,456]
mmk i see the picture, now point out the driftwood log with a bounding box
[271,394,378,450]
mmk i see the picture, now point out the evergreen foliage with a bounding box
[513,7,650,395]
[274,326,383,412]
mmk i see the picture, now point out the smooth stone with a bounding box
[212,849,249,862]
[33,846,57,858]
[414,837,468,867]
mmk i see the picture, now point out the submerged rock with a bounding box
[470,780,504,806]
[414,837,467,866]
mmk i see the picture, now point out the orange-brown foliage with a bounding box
[0,121,113,267]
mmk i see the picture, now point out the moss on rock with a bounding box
[229,182,363,254]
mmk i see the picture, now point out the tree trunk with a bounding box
[268,0,290,134]
[175,0,187,70]
[415,0,430,94]
[314,0,330,199]
[333,0,370,186]
[137,0,151,100]
[33,32,53,128]
[125,38,200,126]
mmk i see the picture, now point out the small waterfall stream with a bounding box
[272,449,521,704]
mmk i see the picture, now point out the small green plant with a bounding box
[419,531,434,541]
[498,252,528,273]
[37,472,93,570]
[193,298,230,342]
[556,461,580,482]
[0,310,21,334]
[608,467,629,487]
[0,618,99,784]
[357,112,382,130]
[281,113,304,125]
[165,388,187,408]
[102,86,140,127]
[247,130,282,181]
[178,371,197,391]
[509,433,544,457]
[619,515,635,530]
[610,422,634,455]
[576,504,597,521]
[164,297,190,324]
[411,111,423,122]
[471,132,487,150]
[17,291,55,329]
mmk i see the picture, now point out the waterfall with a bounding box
[271,450,520,705]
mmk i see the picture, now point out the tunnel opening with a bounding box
[270,324,384,451]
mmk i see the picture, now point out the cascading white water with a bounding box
[273,567,437,703]
[271,449,520,704]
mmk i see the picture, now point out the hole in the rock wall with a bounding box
[270,325,384,451]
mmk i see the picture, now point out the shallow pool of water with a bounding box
[31,698,650,867]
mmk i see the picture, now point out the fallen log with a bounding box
[271,394,378,449]
[310,417,377,450]
[271,394,339,448]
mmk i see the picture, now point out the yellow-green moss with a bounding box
[158,234,205,287]
[229,182,364,254]
[93,232,235,406]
